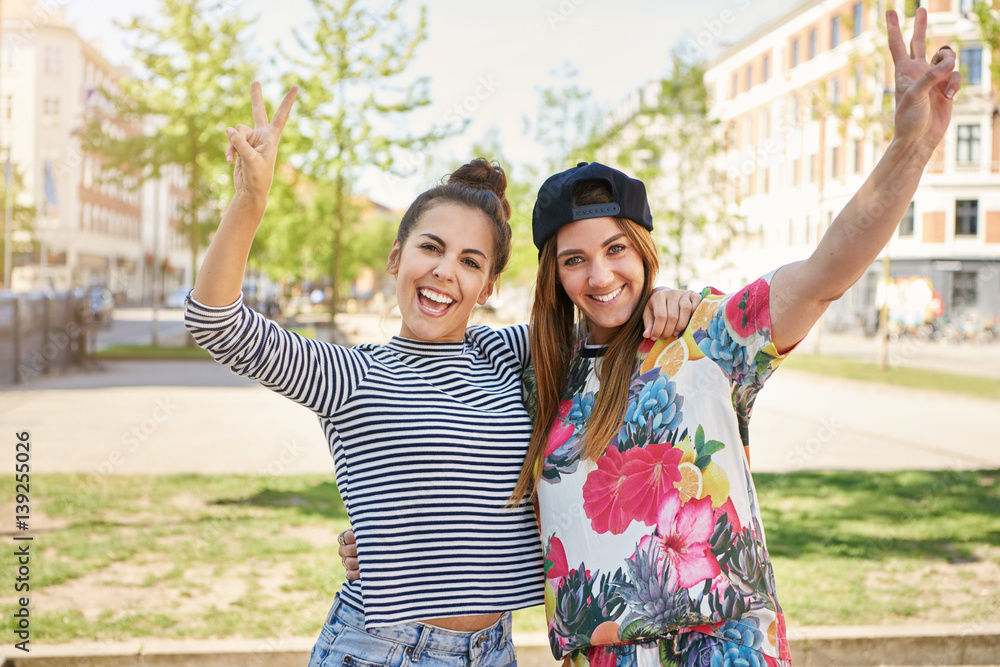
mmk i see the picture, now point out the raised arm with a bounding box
[191,82,298,306]
[768,8,961,352]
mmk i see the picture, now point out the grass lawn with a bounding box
[1,470,997,642]
[782,354,1000,401]
[93,327,319,361]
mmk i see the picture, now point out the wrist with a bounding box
[232,191,268,218]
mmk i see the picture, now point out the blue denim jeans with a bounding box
[308,596,518,667]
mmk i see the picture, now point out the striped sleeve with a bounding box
[492,324,531,370]
[184,293,371,417]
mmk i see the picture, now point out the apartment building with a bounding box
[0,0,191,299]
[704,0,1000,328]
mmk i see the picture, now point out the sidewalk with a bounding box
[2,318,998,666]
[2,624,999,666]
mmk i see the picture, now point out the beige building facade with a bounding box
[0,0,191,300]
[704,0,1000,329]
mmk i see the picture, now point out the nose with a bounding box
[588,257,614,288]
[432,256,457,282]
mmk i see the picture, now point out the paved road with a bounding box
[2,310,997,477]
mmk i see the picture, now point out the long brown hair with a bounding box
[509,181,660,505]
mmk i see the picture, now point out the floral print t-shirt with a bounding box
[530,272,794,666]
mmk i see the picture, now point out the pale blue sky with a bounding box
[64,0,805,206]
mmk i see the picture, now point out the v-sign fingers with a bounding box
[885,10,908,65]
[250,81,269,129]
[270,87,299,134]
[909,7,927,60]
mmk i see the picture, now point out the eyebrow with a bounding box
[419,233,488,260]
[556,232,626,259]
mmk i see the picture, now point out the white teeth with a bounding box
[592,287,623,302]
[419,288,454,304]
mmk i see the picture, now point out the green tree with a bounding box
[525,63,602,172]
[83,0,258,286]
[974,1,1000,90]
[0,164,38,286]
[277,0,455,323]
[467,127,539,287]
[608,55,737,288]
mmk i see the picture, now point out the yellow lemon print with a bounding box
[675,462,704,503]
[682,299,721,362]
[640,338,689,377]
[675,434,696,465]
[544,580,556,622]
[767,619,778,648]
[701,461,730,508]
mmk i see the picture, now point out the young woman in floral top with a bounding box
[507,9,960,666]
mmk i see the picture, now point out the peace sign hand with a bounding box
[224,82,298,206]
[885,8,962,155]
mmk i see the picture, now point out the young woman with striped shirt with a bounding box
[185,83,698,667]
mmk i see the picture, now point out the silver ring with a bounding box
[337,531,347,546]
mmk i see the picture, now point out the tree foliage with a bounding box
[272,0,454,322]
[604,54,737,288]
[0,164,38,285]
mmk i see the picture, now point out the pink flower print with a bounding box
[582,444,682,535]
[618,443,683,526]
[725,277,769,340]
[546,400,576,457]
[638,490,721,590]
[546,536,568,581]
[714,496,742,533]
[582,446,631,534]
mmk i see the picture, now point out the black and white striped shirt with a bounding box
[185,295,545,627]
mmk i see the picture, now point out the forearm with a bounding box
[191,193,266,306]
[800,136,932,298]
[769,136,933,350]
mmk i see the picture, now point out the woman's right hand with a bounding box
[338,529,360,582]
[224,82,298,206]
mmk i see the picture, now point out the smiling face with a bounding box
[387,202,496,343]
[556,216,646,345]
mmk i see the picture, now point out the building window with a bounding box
[763,54,771,81]
[957,124,980,164]
[831,146,840,179]
[831,16,840,48]
[791,38,800,67]
[899,201,915,236]
[952,271,977,308]
[746,65,753,91]
[955,199,978,236]
[831,77,840,104]
[809,28,817,59]
[731,72,738,98]
[960,0,976,16]
[854,138,862,173]
[42,97,59,120]
[962,48,982,86]
[44,46,61,75]
[853,65,863,97]
[853,2,863,37]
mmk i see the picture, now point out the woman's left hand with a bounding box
[887,8,962,153]
[644,288,702,339]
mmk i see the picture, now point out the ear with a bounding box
[477,279,496,306]
[386,239,402,275]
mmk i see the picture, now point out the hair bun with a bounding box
[447,158,512,221]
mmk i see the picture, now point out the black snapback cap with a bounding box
[531,161,653,250]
